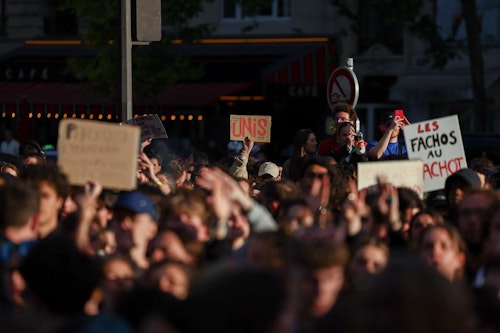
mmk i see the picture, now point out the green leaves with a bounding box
[58,0,214,99]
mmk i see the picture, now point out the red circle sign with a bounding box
[326,66,359,109]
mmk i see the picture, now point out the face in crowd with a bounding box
[348,239,389,286]
[456,190,494,248]
[302,133,318,156]
[420,224,466,281]
[334,111,353,127]
[336,123,355,148]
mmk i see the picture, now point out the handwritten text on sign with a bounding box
[58,119,141,191]
[230,115,271,142]
[122,114,168,142]
[404,115,467,192]
[357,160,424,198]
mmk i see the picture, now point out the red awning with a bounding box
[263,42,335,86]
[0,81,253,107]
[0,82,114,105]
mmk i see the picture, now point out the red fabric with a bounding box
[318,136,339,156]
[318,134,367,156]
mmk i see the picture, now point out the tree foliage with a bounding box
[58,0,215,99]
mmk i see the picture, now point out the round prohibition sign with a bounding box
[326,66,359,109]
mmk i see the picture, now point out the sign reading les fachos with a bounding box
[404,115,467,192]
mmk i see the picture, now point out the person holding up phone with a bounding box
[318,103,364,156]
[367,110,410,161]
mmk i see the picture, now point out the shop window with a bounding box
[357,0,403,53]
[44,0,78,36]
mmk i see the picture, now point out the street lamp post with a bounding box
[120,0,161,122]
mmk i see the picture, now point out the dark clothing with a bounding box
[330,145,368,167]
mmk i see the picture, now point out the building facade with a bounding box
[1,0,499,158]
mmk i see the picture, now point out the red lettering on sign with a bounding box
[232,120,242,137]
[423,157,465,180]
[242,117,253,137]
[417,121,439,133]
[257,119,267,136]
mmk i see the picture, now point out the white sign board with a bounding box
[357,160,424,198]
[404,115,467,192]
[122,114,168,142]
[58,119,141,190]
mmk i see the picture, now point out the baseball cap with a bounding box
[380,111,395,125]
[19,140,46,159]
[113,190,157,221]
[258,161,279,178]
[426,190,448,210]
[444,168,481,195]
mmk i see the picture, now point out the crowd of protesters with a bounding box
[1,103,500,333]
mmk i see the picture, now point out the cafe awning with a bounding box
[0,81,253,108]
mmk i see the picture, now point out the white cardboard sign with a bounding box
[403,115,467,192]
[122,114,168,142]
[357,160,424,198]
[58,118,141,190]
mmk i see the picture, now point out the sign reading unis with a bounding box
[230,115,272,142]
[404,115,467,192]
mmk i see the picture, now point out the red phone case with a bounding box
[394,109,404,118]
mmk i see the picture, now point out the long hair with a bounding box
[289,128,315,181]
[292,128,315,159]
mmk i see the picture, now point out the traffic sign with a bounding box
[327,66,359,109]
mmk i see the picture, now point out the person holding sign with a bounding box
[367,110,409,161]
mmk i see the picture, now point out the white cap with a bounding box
[258,162,279,178]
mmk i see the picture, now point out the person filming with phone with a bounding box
[332,122,368,166]
[367,109,409,161]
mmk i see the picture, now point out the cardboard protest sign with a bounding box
[58,118,141,190]
[230,115,271,142]
[404,115,467,192]
[122,114,168,142]
[357,160,424,198]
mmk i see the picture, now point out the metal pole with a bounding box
[347,58,353,70]
[121,0,133,121]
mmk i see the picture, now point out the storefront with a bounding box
[0,37,336,160]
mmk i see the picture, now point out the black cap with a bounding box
[444,168,481,195]
[380,111,395,125]
[19,140,46,159]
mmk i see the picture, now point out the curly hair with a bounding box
[20,163,70,199]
